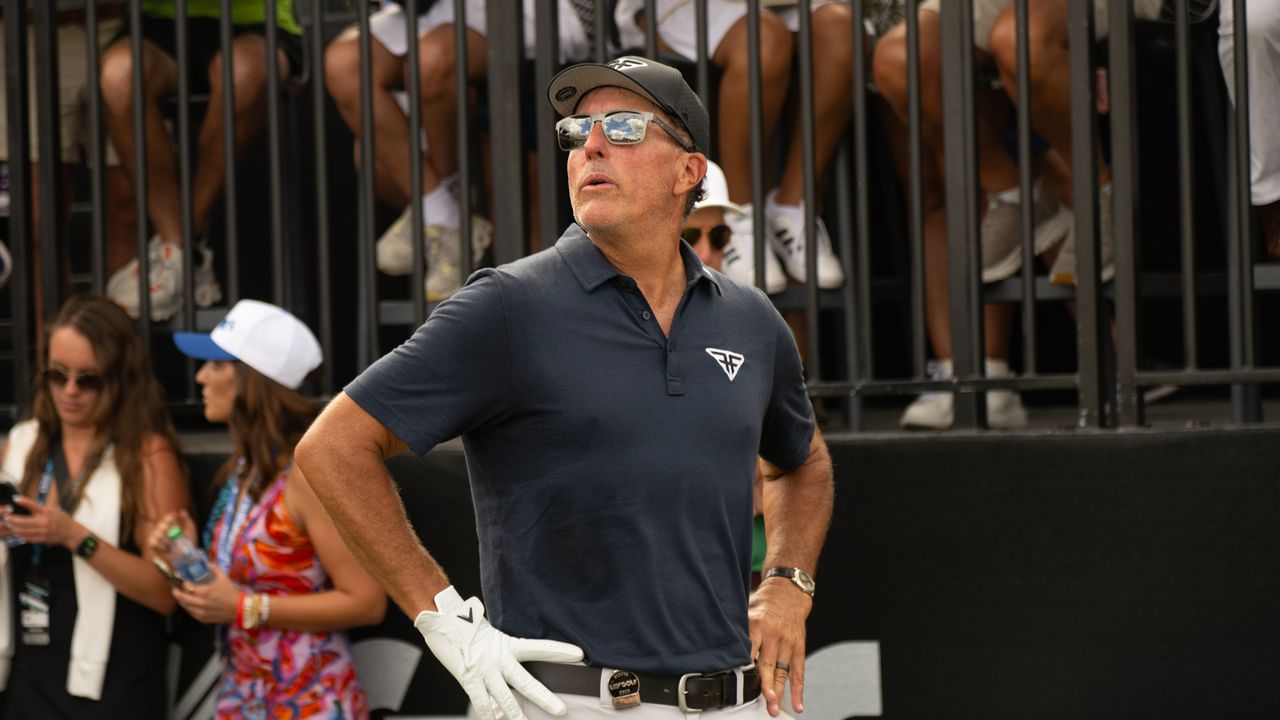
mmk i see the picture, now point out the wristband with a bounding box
[235,592,246,629]
[259,594,270,626]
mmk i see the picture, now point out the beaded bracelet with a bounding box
[260,594,271,626]
[241,593,260,630]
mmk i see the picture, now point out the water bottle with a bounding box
[167,526,214,584]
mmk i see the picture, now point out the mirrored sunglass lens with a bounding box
[603,113,646,144]
[557,117,592,148]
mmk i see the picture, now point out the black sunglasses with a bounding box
[556,110,696,152]
[681,225,731,252]
[43,367,104,393]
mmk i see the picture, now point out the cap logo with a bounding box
[555,86,577,102]
[217,317,234,331]
[608,57,648,70]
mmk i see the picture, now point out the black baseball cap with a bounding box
[547,56,710,155]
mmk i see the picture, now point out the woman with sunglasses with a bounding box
[149,299,384,719]
[0,295,188,718]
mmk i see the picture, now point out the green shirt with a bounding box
[140,0,301,36]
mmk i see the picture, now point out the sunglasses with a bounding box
[43,367,104,393]
[556,110,696,152]
[681,224,731,251]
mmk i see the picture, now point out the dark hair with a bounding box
[22,295,184,536]
[213,363,321,501]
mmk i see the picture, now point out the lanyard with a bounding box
[32,456,92,566]
[215,481,254,574]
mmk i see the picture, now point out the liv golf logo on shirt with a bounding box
[706,348,745,381]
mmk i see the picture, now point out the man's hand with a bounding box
[415,586,584,720]
[749,577,813,717]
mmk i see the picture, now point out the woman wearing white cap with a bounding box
[150,299,385,719]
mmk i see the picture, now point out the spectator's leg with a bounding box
[104,166,139,276]
[192,34,290,237]
[325,26,423,205]
[987,0,1104,184]
[99,38,180,242]
[417,23,487,195]
[773,2,853,205]
[713,12,794,203]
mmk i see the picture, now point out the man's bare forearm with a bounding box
[296,393,450,617]
[761,429,834,574]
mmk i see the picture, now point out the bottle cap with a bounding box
[166,526,183,540]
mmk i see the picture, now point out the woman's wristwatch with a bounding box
[75,533,100,559]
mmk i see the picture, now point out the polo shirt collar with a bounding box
[556,224,724,295]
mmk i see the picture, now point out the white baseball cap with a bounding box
[173,299,322,390]
[693,161,741,215]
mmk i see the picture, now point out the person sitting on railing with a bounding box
[97,0,305,321]
[1218,0,1280,261]
[323,0,592,300]
[986,0,1163,286]
[0,294,189,718]
[615,0,849,294]
[873,1,1075,429]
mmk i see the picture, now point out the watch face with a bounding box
[793,569,816,593]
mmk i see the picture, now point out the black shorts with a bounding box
[110,15,304,94]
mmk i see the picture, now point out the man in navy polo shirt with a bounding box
[297,56,833,720]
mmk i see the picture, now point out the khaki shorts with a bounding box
[615,0,848,61]
[918,0,1165,52]
[0,17,123,164]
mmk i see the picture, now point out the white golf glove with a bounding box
[415,586,584,720]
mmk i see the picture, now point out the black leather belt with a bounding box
[525,661,761,712]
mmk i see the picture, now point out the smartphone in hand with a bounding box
[152,557,186,589]
[0,481,32,516]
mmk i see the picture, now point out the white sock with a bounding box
[766,192,803,222]
[990,186,1021,205]
[422,179,461,229]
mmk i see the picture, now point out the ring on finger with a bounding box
[775,661,790,672]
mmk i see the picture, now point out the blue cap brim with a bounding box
[173,332,237,361]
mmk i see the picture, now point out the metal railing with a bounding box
[2,0,1276,431]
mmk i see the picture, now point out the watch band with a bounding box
[762,566,816,597]
[75,533,100,559]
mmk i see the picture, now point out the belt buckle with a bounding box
[677,672,703,713]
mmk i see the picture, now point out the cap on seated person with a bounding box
[173,299,322,390]
[694,161,740,215]
[547,55,710,155]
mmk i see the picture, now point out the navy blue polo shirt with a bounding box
[346,225,814,675]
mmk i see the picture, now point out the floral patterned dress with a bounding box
[209,471,369,719]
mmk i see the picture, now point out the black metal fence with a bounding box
[2,0,1277,431]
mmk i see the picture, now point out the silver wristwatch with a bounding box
[762,567,816,597]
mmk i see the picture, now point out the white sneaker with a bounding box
[720,205,786,294]
[900,358,1029,429]
[766,192,845,289]
[106,236,185,321]
[376,206,418,276]
[423,216,493,302]
[0,238,11,290]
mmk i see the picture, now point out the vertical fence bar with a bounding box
[264,0,286,304]
[695,0,710,105]
[487,0,527,263]
[644,0,658,60]
[834,147,861,429]
[1228,0,1259,421]
[1067,0,1105,427]
[32,1,63,314]
[218,0,240,303]
[5,0,33,408]
[1014,0,1037,375]
[405,0,425,325]
[175,0,196,401]
[356,0,378,366]
[1109,0,1141,426]
[130,0,152,342]
[850,0,872,381]
[905,1,926,379]
[535,1,563,250]
[1174,0,1197,370]
[454,0,473,278]
[746,0,767,292]
[86,1,107,292]
[940,0,984,428]
[797,0,819,378]
[309,0,332,391]
[595,0,609,62]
